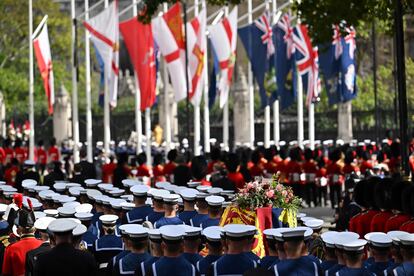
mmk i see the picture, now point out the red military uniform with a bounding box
[163,162,176,177]
[351,210,379,237]
[326,162,343,186]
[349,212,363,233]
[263,161,277,175]
[286,160,302,184]
[0,147,5,165]
[153,165,164,178]
[2,234,42,276]
[4,148,14,165]
[302,160,317,182]
[102,162,117,184]
[360,160,373,174]
[4,165,19,187]
[343,163,359,176]
[136,164,150,177]
[48,146,60,162]
[249,164,264,178]
[385,213,411,232]
[370,211,394,232]
[399,219,414,232]
[35,147,47,165]
[14,147,26,164]
[227,171,245,190]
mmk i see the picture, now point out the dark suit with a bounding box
[25,242,51,276]
[77,160,97,180]
[34,242,97,276]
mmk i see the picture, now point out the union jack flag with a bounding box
[332,25,343,60]
[254,11,274,58]
[277,13,294,59]
[345,26,356,59]
[293,24,321,106]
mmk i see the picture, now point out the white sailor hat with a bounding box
[24,160,36,167]
[124,225,148,239]
[34,211,46,220]
[322,236,336,248]
[31,201,43,211]
[202,226,223,242]
[155,181,171,189]
[151,189,170,200]
[74,212,93,221]
[364,232,386,242]
[159,225,186,241]
[334,233,359,249]
[187,181,201,188]
[368,233,392,248]
[34,217,56,231]
[68,187,84,197]
[101,196,112,205]
[63,201,81,209]
[44,209,59,217]
[296,213,307,219]
[110,199,126,209]
[387,231,408,245]
[339,231,360,240]
[223,224,257,238]
[86,189,102,200]
[196,192,208,199]
[120,202,135,210]
[58,196,77,204]
[148,229,162,240]
[0,185,17,192]
[130,185,149,197]
[196,186,210,193]
[108,189,125,197]
[263,228,279,240]
[343,239,367,252]
[279,227,307,240]
[84,179,101,187]
[122,179,143,188]
[321,231,338,241]
[207,187,223,195]
[53,183,67,192]
[119,223,139,235]
[165,185,178,193]
[22,179,37,189]
[162,194,180,204]
[300,216,316,222]
[66,183,81,189]
[304,219,324,230]
[48,218,79,233]
[205,195,225,207]
[98,183,113,191]
[0,204,8,215]
[57,206,76,217]
[72,223,87,236]
[399,233,414,247]
[75,203,93,213]
[32,186,49,194]
[120,194,133,202]
[99,214,118,225]
[179,188,198,201]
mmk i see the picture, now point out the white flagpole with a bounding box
[247,0,255,148]
[202,0,210,154]
[163,3,172,153]
[193,0,201,156]
[263,0,271,149]
[28,0,35,161]
[132,0,143,155]
[222,6,229,151]
[309,102,315,150]
[145,108,151,166]
[103,0,111,157]
[85,0,93,162]
[272,0,280,148]
[71,0,80,163]
[297,70,304,148]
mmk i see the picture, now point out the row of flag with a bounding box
[32,1,357,118]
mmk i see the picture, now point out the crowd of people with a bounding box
[0,134,411,275]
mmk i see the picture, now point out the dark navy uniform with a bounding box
[391,262,414,276]
[113,252,151,276]
[153,217,184,229]
[147,256,196,276]
[336,266,373,276]
[366,260,394,275]
[326,264,345,276]
[82,229,98,250]
[182,252,203,266]
[210,253,257,275]
[93,234,124,272]
[107,250,130,275]
[196,255,220,276]
[125,206,153,224]
[145,211,164,225]
[179,210,198,225]
[135,256,160,276]
[272,256,321,276]
[200,218,220,229]
[190,214,208,227]
[259,256,279,270]
[244,251,261,262]
[321,260,337,273]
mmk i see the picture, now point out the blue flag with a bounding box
[208,40,219,108]
[93,44,105,108]
[340,29,357,102]
[238,13,276,108]
[274,15,297,110]
[319,42,342,105]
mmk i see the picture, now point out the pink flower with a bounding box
[288,192,293,199]
[285,198,290,203]
[276,184,283,192]
[281,190,287,197]
[246,183,254,191]
[266,190,275,199]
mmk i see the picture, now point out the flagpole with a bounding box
[163,3,172,154]
[272,0,280,148]
[193,0,201,156]
[222,6,229,151]
[145,108,151,166]
[309,102,315,150]
[85,0,93,163]
[201,0,210,154]
[297,68,304,148]
[103,0,111,157]
[132,0,143,155]
[28,0,35,161]
[71,0,80,163]
[247,0,255,148]
[263,0,271,149]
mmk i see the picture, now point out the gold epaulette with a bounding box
[0,236,10,247]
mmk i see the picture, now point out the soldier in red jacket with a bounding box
[370,178,394,232]
[302,148,318,207]
[399,184,414,233]
[326,149,344,208]
[385,181,412,232]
